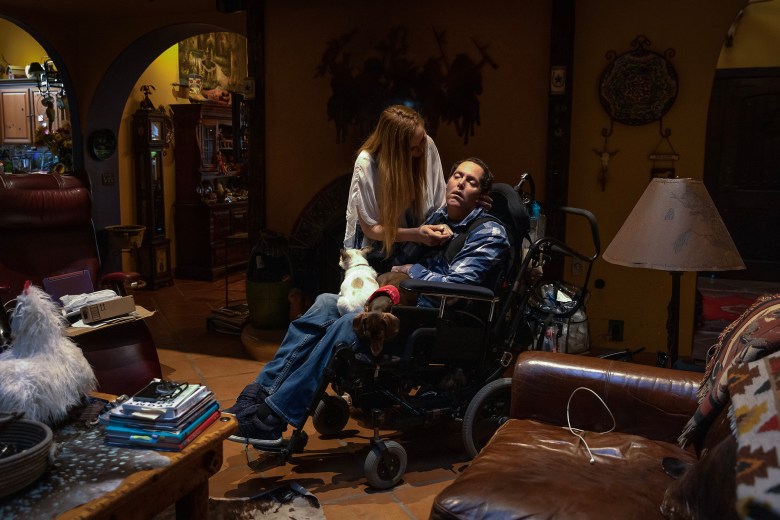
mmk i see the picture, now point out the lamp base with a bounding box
[666,271,682,366]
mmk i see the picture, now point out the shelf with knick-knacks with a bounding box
[170,102,249,280]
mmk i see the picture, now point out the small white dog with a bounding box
[0,283,96,426]
[336,247,379,316]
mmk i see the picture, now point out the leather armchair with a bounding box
[0,173,161,395]
[0,172,143,294]
[430,351,728,519]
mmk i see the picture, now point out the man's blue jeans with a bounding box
[254,293,358,428]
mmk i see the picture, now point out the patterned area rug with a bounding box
[729,352,780,518]
[155,483,326,520]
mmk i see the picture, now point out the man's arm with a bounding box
[403,221,509,286]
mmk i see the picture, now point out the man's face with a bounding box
[446,161,484,220]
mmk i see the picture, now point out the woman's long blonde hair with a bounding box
[359,105,428,256]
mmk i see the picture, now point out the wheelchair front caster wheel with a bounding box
[312,394,350,435]
[290,430,308,453]
[364,440,407,489]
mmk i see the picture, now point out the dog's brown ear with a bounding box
[352,313,367,338]
[382,312,400,340]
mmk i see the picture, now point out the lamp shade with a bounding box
[603,178,745,272]
[25,62,44,81]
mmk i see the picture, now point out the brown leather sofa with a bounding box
[0,172,161,395]
[430,351,731,519]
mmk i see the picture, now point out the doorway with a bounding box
[703,68,780,283]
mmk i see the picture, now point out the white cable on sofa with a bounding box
[566,386,616,465]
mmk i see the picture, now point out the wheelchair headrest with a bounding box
[488,183,530,249]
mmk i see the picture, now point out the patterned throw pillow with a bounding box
[728,352,780,518]
[678,294,780,448]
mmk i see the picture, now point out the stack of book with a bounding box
[101,379,219,451]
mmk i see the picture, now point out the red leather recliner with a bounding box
[0,172,161,395]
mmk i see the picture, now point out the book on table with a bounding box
[102,379,221,451]
[105,403,220,451]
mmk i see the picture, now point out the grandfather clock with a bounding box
[132,108,173,288]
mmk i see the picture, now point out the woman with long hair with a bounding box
[344,105,451,266]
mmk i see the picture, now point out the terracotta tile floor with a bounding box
[132,273,465,519]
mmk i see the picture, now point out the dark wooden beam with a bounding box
[543,0,575,281]
[544,0,575,237]
[245,0,265,244]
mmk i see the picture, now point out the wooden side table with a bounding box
[57,413,236,519]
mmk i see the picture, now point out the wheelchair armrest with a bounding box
[399,279,495,301]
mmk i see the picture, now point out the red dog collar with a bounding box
[368,285,401,305]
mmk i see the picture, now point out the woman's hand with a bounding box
[478,193,493,211]
[391,264,413,274]
[418,224,453,246]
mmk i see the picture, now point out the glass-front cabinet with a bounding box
[170,102,248,280]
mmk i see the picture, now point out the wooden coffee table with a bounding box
[57,412,237,519]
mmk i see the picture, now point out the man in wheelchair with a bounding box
[225,157,510,448]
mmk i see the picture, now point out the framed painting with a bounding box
[178,32,248,93]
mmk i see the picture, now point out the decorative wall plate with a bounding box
[88,128,117,161]
[599,35,678,126]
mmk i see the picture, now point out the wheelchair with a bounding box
[248,174,601,489]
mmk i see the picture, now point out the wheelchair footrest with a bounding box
[245,446,288,472]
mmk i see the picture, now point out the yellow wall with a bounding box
[0,21,45,71]
[262,0,552,236]
[567,0,744,354]
[120,46,180,270]
[718,0,780,68]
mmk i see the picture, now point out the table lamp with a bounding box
[602,177,745,364]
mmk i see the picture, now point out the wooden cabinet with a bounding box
[173,201,248,280]
[0,79,69,145]
[0,87,32,143]
[171,103,249,280]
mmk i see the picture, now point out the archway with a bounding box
[694,1,780,361]
[85,23,246,235]
[703,1,780,284]
[0,16,80,178]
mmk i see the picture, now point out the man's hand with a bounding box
[418,224,452,246]
[391,264,413,274]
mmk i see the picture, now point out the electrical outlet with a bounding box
[608,319,624,342]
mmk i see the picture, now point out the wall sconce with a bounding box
[25,58,63,97]
[24,62,44,81]
[26,58,67,127]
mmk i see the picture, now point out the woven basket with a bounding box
[0,412,53,498]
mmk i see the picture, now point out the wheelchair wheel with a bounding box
[364,440,407,489]
[462,378,512,458]
[312,394,350,435]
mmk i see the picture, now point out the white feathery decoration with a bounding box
[0,283,96,425]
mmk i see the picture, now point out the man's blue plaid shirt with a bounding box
[397,205,511,307]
